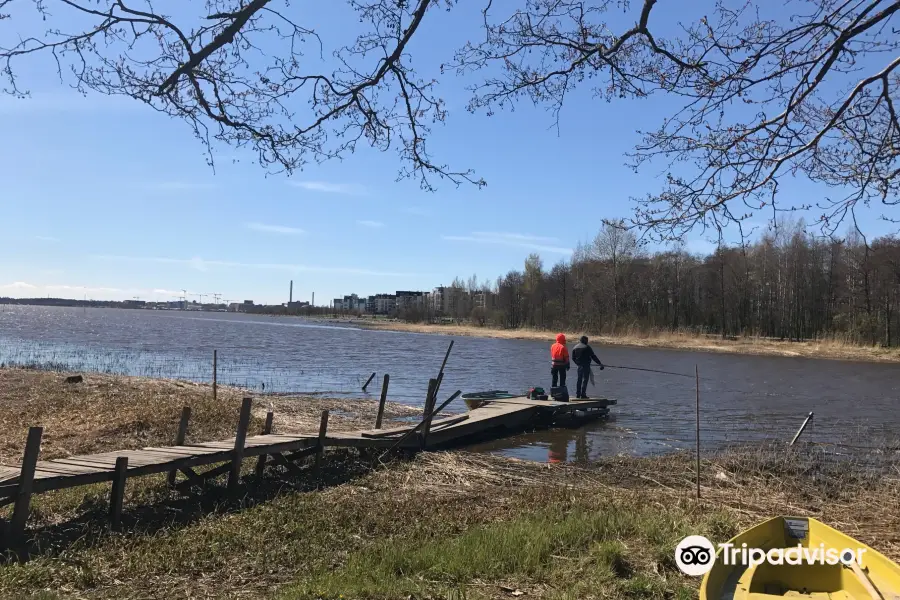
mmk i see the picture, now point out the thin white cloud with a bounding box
[151,288,187,297]
[402,206,431,216]
[0,281,37,291]
[287,180,367,195]
[144,181,219,191]
[442,232,573,255]
[356,220,384,228]
[90,254,417,277]
[246,222,305,235]
[0,282,195,301]
[471,231,559,243]
[1,282,122,294]
[34,235,59,242]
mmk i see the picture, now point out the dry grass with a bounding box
[0,368,255,463]
[2,446,892,599]
[350,319,900,363]
[0,368,418,463]
[1,368,898,599]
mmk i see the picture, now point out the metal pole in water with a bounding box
[695,364,701,500]
[213,350,217,403]
[790,412,814,446]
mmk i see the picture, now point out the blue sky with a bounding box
[1,1,894,304]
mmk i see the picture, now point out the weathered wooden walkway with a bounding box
[0,393,614,545]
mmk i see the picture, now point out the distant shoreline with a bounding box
[6,302,899,363]
[336,318,900,364]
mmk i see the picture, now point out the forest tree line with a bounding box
[427,221,900,347]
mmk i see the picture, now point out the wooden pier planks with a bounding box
[0,396,616,500]
[358,414,469,438]
[422,397,615,447]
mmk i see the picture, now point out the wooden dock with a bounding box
[0,394,615,544]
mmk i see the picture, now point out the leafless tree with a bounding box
[5,0,899,240]
[0,0,481,189]
[449,221,900,346]
[454,0,900,240]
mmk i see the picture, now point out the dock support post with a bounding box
[110,456,128,531]
[381,390,461,460]
[362,372,376,392]
[10,426,42,546]
[168,406,191,488]
[790,412,814,446]
[420,379,438,450]
[255,410,274,477]
[375,374,390,429]
[429,340,452,402]
[314,410,329,479]
[439,340,454,374]
[229,398,252,492]
[695,364,701,501]
[213,350,217,403]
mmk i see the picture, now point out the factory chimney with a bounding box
[289,280,293,303]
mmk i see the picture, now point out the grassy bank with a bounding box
[1,369,898,599]
[343,319,900,363]
[0,369,420,463]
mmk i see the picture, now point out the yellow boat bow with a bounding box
[700,516,900,599]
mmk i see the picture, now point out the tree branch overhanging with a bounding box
[1,0,480,189]
[2,0,898,236]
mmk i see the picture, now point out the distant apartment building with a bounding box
[473,291,494,310]
[373,293,396,315]
[332,294,362,312]
[432,286,467,315]
[395,290,426,313]
[431,286,447,314]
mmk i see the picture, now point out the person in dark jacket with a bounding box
[571,335,604,399]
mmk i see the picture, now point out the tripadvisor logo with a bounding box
[675,536,716,576]
[674,535,866,577]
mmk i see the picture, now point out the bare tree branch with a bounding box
[0,0,481,189]
[455,0,900,240]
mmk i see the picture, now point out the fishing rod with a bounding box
[600,364,694,378]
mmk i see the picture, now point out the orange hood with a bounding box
[555,333,566,344]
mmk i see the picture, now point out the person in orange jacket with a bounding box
[550,333,570,388]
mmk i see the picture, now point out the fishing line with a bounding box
[600,364,695,378]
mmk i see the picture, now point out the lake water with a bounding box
[1,305,898,462]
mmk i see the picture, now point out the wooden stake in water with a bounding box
[695,364,701,500]
[790,412,814,446]
[212,350,217,403]
[362,371,376,392]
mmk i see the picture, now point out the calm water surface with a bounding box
[1,305,898,461]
